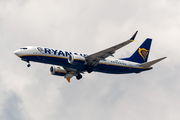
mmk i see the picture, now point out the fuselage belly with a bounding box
[20,54,151,74]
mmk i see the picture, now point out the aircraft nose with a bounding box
[14,49,22,56]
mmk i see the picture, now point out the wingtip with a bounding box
[159,57,167,60]
[130,30,138,40]
[162,57,167,59]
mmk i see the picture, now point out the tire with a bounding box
[76,74,82,80]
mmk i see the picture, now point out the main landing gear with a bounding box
[76,74,82,80]
[87,68,93,73]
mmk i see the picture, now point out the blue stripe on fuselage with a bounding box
[19,54,152,74]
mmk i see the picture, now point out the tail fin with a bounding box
[121,38,152,63]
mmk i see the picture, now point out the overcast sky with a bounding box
[0,0,180,120]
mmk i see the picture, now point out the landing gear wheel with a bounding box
[76,74,82,80]
[27,63,31,67]
[87,68,93,73]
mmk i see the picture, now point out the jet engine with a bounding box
[68,54,86,65]
[50,66,67,76]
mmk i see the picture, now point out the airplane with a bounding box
[14,31,166,82]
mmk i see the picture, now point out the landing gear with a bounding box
[21,58,31,67]
[87,68,93,73]
[76,74,82,80]
[27,63,31,67]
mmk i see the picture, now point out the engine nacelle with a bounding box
[50,66,67,76]
[68,54,86,65]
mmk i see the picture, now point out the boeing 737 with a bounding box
[14,31,166,82]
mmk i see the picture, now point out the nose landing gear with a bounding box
[27,63,31,67]
[21,58,31,67]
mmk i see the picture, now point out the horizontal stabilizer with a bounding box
[139,57,167,67]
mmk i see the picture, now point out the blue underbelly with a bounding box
[21,55,151,74]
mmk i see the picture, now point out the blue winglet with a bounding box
[130,31,138,40]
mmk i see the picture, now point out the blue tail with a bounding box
[121,38,152,63]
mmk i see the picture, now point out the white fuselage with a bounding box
[14,46,151,74]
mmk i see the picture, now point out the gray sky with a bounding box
[0,0,180,120]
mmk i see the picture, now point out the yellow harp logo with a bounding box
[138,48,149,61]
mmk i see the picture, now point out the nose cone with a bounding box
[14,49,22,56]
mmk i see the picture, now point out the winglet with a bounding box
[66,78,71,83]
[130,31,138,41]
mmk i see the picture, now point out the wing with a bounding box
[85,31,138,66]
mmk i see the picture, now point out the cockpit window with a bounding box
[20,48,28,50]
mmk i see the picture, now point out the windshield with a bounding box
[20,48,28,50]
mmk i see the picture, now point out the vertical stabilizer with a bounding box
[121,38,152,63]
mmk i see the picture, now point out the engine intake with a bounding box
[50,66,67,76]
[68,54,86,65]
